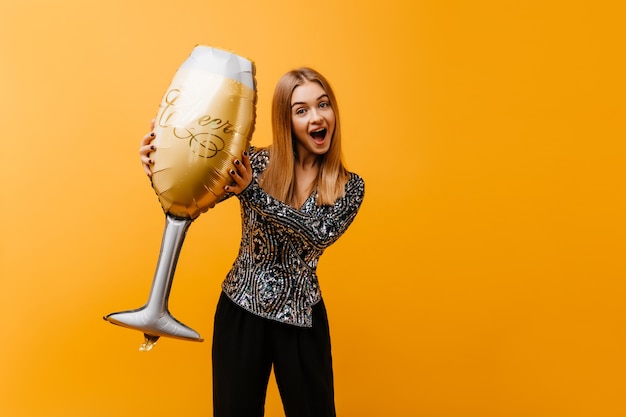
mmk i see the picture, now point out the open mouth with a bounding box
[310,128,327,142]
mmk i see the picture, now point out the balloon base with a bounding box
[104,307,204,349]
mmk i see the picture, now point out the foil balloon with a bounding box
[104,46,256,351]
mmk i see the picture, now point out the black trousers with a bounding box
[212,292,336,417]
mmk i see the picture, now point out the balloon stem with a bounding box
[139,334,160,352]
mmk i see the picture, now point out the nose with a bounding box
[310,108,323,123]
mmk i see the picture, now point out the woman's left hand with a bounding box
[225,150,252,195]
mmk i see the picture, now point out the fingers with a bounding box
[240,150,251,171]
[140,121,157,177]
[142,161,153,177]
[140,132,156,153]
[225,150,252,194]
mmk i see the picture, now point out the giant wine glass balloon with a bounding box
[104,46,256,351]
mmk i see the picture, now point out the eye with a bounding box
[295,107,306,115]
[319,101,330,109]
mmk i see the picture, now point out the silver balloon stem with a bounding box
[146,215,191,313]
[104,214,204,347]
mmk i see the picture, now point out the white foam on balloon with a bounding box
[181,45,255,90]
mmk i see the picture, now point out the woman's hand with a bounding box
[225,150,252,195]
[139,119,156,177]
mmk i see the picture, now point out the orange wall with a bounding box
[1,1,625,416]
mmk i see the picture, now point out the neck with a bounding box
[293,154,321,208]
[294,144,322,171]
[296,154,320,171]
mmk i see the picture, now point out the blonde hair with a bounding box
[260,68,349,207]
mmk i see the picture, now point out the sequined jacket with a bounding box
[221,147,365,327]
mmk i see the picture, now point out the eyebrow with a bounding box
[291,94,329,108]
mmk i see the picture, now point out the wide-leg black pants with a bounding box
[212,292,336,417]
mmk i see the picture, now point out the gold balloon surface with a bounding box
[151,49,256,219]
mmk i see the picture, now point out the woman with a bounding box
[140,68,365,417]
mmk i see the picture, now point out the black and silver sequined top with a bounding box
[222,147,365,327]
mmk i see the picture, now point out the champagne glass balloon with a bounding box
[104,46,256,351]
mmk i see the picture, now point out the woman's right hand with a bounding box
[139,119,156,177]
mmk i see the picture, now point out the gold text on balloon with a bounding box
[158,88,236,158]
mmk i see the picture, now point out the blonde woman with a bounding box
[140,68,365,417]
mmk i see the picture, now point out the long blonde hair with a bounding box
[260,68,349,207]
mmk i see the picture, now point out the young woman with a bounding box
[140,67,365,417]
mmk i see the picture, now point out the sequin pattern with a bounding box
[221,148,365,327]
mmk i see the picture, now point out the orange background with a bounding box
[1,1,625,416]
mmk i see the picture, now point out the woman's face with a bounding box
[290,80,336,160]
